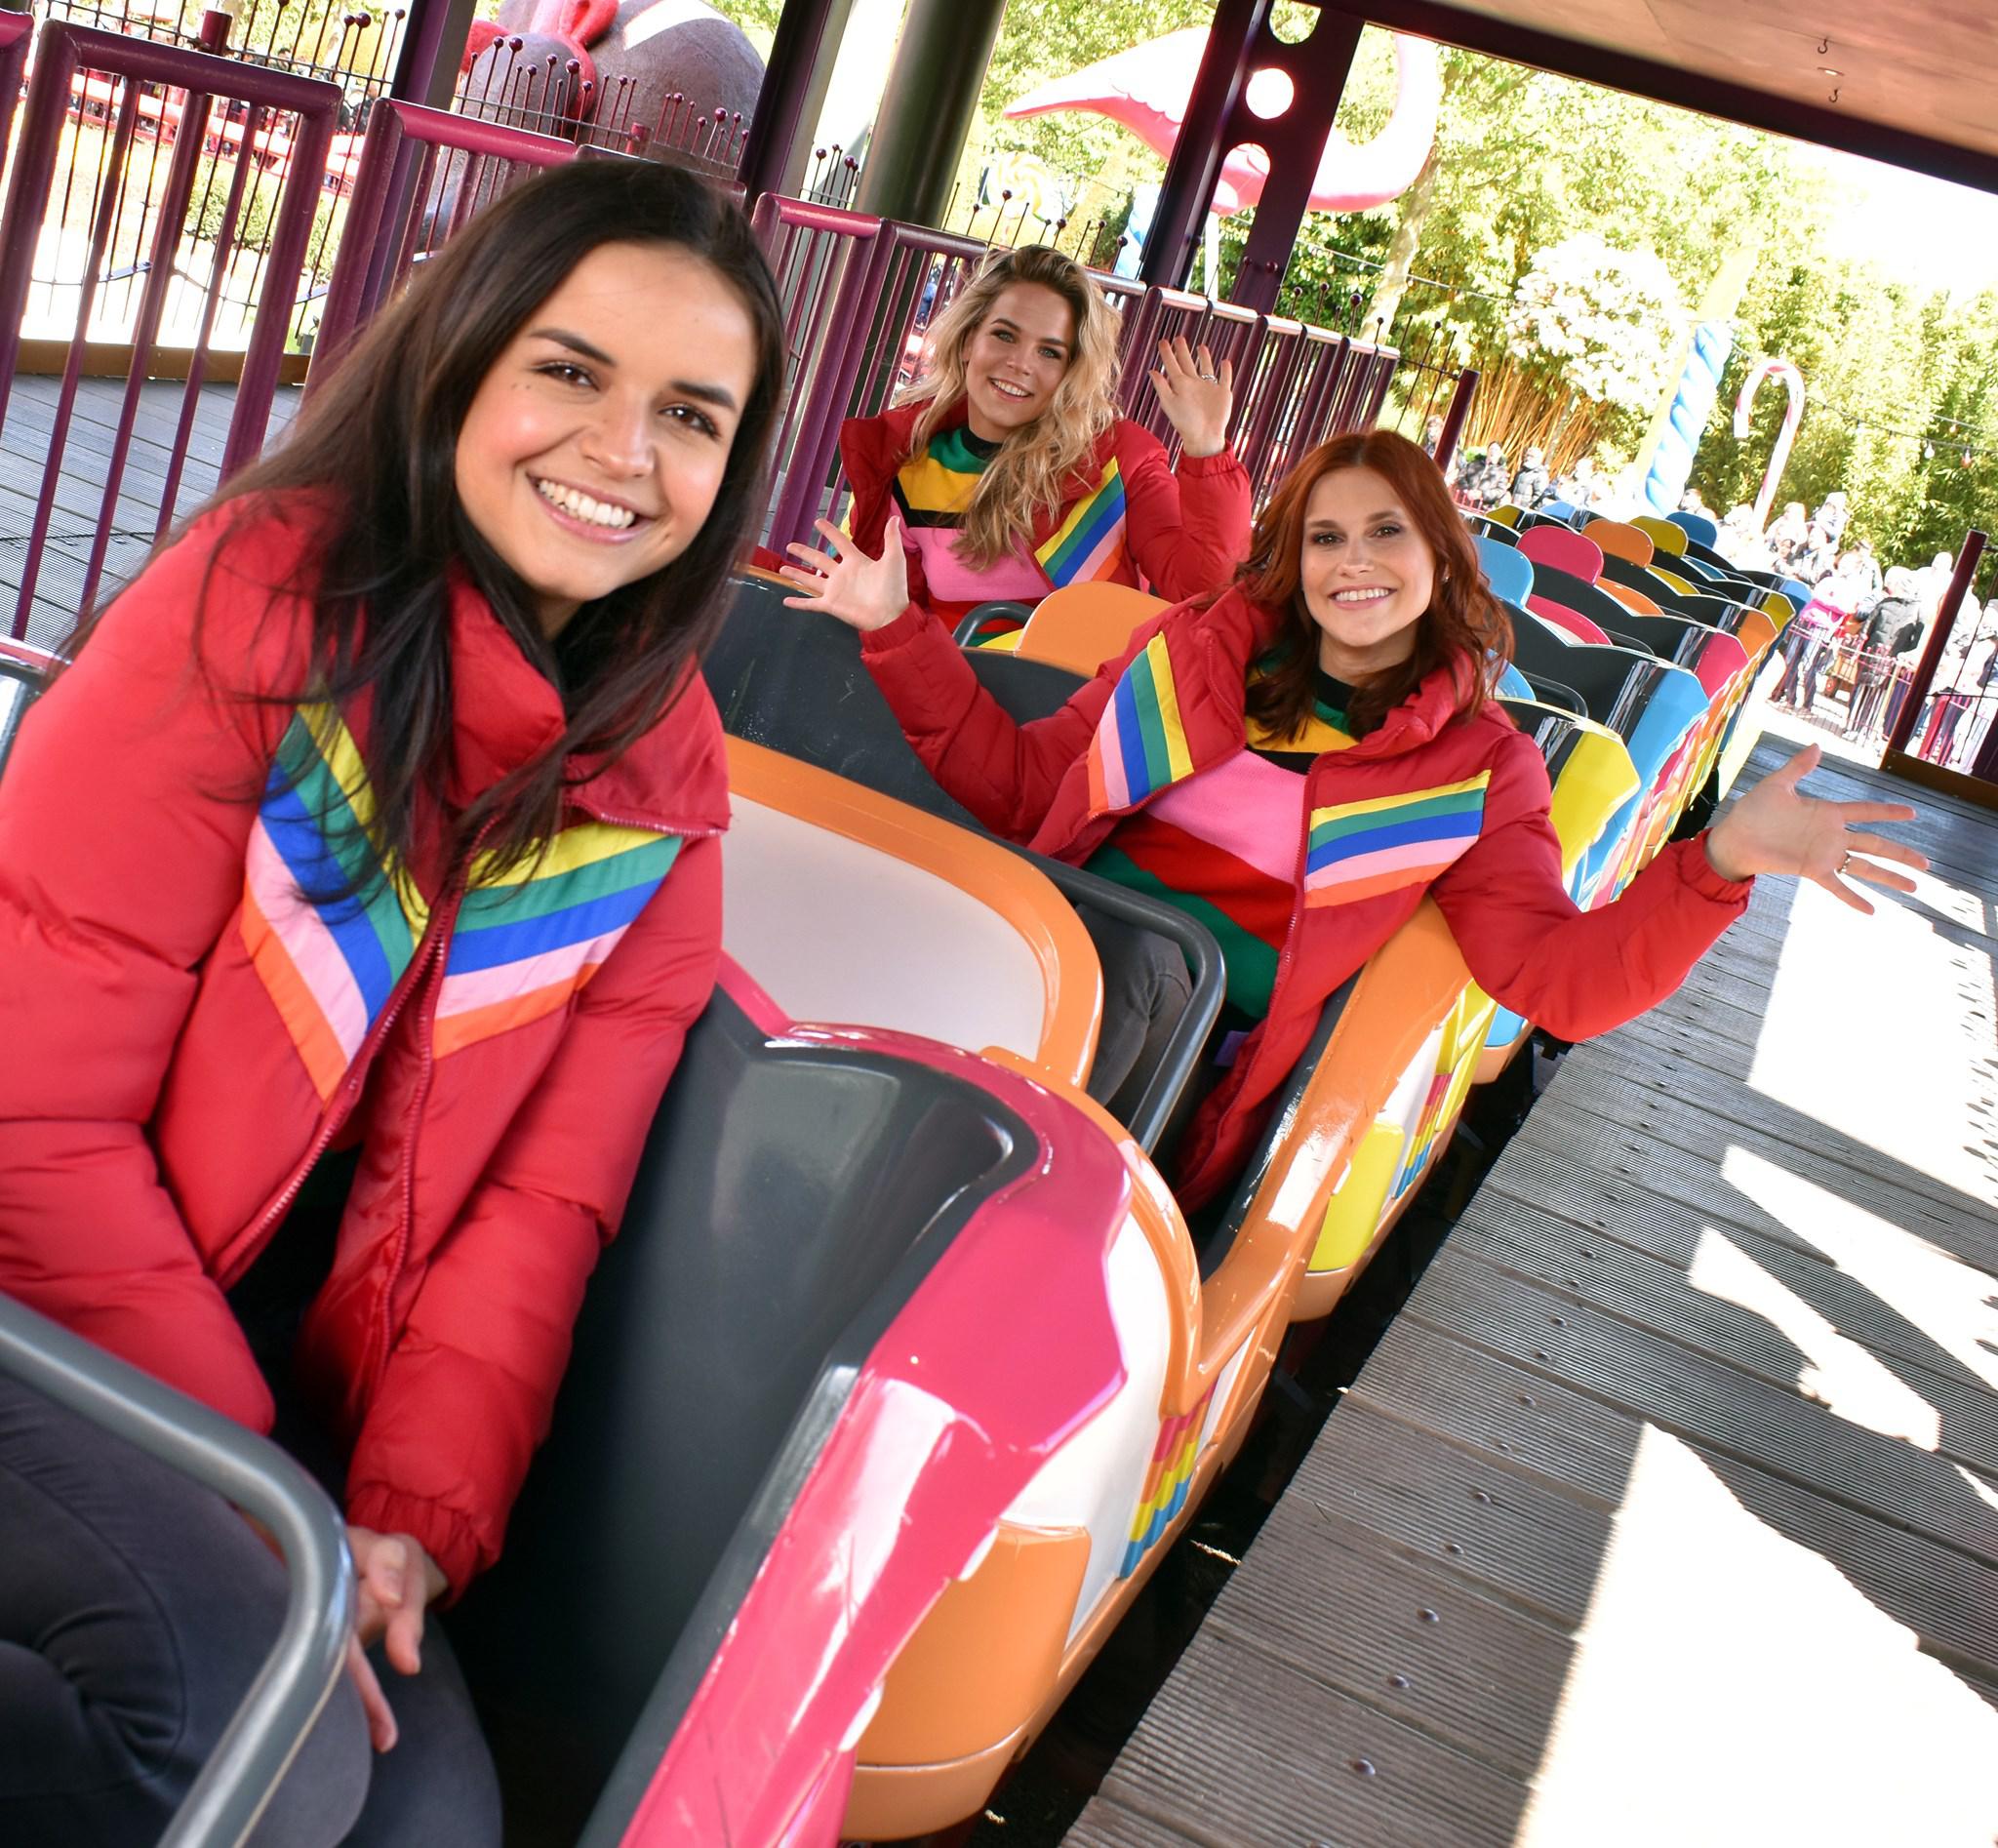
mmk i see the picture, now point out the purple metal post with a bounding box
[389,0,478,109]
[1226,12,1366,315]
[1884,529,1986,760]
[1141,0,1261,289]
[1433,366,1478,476]
[736,0,839,202]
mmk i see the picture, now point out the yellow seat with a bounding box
[1632,515,1689,556]
[1013,582,1168,678]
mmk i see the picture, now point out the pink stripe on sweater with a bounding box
[1145,750,1306,883]
[1305,834,1473,892]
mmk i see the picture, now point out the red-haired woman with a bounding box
[785,430,1925,1201]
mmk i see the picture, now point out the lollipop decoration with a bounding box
[1734,357,1806,527]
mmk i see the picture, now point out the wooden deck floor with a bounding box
[1,374,301,650]
[1068,740,1998,1848]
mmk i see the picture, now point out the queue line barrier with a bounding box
[0,21,340,639]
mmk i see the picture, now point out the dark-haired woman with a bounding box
[786,429,1926,1204]
[0,159,782,1842]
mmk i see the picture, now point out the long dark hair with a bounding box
[117,158,781,886]
[1240,429,1511,740]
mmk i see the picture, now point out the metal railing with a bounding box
[0,21,340,636]
[0,1291,354,1847]
[309,98,579,377]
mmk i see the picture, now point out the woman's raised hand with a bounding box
[1703,743,1927,911]
[779,516,911,632]
[1152,336,1234,461]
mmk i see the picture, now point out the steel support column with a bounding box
[1225,8,1363,313]
[1140,0,1263,290]
[389,0,480,110]
[737,0,855,202]
[853,0,1008,229]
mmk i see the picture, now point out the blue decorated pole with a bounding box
[1636,249,1756,515]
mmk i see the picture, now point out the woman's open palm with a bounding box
[779,516,910,632]
[1704,743,1927,912]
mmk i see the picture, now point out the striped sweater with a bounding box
[1086,665,1355,1027]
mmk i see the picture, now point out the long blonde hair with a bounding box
[900,246,1123,568]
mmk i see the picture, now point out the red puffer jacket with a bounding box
[861,586,1752,1205]
[841,400,1252,620]
[0,500,729,1593]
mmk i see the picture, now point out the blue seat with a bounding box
[1474,534,1534,608]
[1668,509,1721,549]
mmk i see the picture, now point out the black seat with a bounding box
[454,984,1041,1843]
[1592,608,1720,674]
[704,576,1224,1153]
[1502,604,1665,738]
[1498,698,1579,765]
[1527,562,1648,637]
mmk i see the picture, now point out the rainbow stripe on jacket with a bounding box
[1035,458,1131,589]
[436,826,682,1057]
[242,705,683,1099]
[1085,633,1195,814]
[1302,772,1491,908]
[242,706,430,1103]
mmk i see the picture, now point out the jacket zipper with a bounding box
[371,892,459,1391]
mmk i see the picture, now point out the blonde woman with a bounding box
[801,245,1252,636]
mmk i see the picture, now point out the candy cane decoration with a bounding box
[1734,358,1805,527]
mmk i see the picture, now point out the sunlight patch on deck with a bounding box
[1520,1425,1998,1848]
[1688,1221,1942,1447]
[1722,1146,1998,1394]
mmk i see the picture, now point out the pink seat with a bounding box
[1524,595,1613,645]
[1518,524,1605,585]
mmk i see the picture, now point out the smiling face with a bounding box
[453,240,759,636]
[959,281,1075,441]
[1299,465,1438,681]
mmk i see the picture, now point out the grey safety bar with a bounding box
[0,1292,354,1847]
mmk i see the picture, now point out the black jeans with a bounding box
[0,1375,500,1845]
[1077,903,1197,1123]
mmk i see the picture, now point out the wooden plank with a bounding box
[1404,1251,1998,1561]
[1206,1494,1572,1781]
[1063,1799,1211,1847]
[1292,1397,1616,1628]
[1461,1182,1998,1397]
[1348,1315,1998,1678]
[1098,1626,1528,1848]
[1534,1063,1998,1252]
[1516,1086,1995,1267]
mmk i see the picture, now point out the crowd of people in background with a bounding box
[1447,435,1998,770]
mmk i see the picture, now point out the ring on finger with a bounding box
[1839,850,1854,875]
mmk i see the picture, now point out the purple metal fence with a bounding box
[0,21,339,638]
[759,217,992,555]
[751,194,885,556]
[310,99,579,379]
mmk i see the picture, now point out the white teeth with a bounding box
[535,478,637,530]
[992,381,1030,398]
[1335,587,1391,603]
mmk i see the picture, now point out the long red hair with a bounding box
[1240,429,1512,739]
